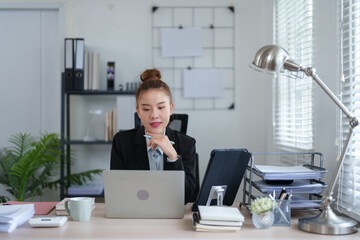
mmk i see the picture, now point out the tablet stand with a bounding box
[206,185,227,206]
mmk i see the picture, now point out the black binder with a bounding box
[64,38,74,90]
[73,38,85,90]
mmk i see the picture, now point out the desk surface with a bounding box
[1,203,359,239]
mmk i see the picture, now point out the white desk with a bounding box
[1,203,359,239]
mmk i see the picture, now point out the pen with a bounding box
[144,135,175,145]
[278,188,287,208]
[279,188,287,200]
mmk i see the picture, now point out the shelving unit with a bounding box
[60,76,134,199]
[241,152,327,212]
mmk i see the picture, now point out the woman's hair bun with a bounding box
[140,68,162,82]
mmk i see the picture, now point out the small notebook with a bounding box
[198,206,244,222]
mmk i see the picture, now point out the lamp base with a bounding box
[298,206,358,235]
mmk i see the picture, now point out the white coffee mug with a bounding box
[65,197,93,221]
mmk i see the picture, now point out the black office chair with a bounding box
[190,153,200,203]
[134,113,188,134]
[134,112,199,202]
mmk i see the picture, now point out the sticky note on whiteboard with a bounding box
[161,28,202,57]
[183,69,223,98]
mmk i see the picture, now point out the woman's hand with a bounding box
[146,133,178,160]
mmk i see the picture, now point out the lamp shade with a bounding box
[251,45,301,74]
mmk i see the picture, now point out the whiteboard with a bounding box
[151,6,235,110]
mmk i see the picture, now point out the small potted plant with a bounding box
[249,197,277,229]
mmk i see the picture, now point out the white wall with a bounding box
[0,3,63,201]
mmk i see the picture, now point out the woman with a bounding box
[110,68,196,203]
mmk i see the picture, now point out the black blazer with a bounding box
[110,126,196,204]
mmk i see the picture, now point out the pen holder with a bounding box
[273,199,291,226]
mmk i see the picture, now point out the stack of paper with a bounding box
[290,195,322,209]
[253,165,326,180]
[0,204,35,233]
[252,179,326,194]
[55,198,95,216]
[193,206,244,232]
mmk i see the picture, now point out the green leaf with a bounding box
[0,132,102,201]
[48,169,103,190]
[0,196,10,203]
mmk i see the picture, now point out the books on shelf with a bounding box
[116,96,136,131]
[84,52,100,90]
[55,198,95,216]
[0,204,35,233]
[105,107,117,141]
[192,206,244,232]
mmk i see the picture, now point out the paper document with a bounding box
[255,165,315,173]
[0,204,34,232]
[183,69,223,98]
[290,195,322,209]
[253,179,326,194]
[161,27,202,57]
[253,164,325,180]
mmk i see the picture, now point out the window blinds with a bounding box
[338,0,360,221]
[273,0,315,152]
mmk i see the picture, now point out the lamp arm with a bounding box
[301,67,354,120]
[325,127,354,201]
[300,67,359,206]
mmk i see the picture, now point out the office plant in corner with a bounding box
[0,132,102,202]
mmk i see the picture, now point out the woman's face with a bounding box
[136,89,174,135]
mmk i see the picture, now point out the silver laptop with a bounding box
[103,170,185,218]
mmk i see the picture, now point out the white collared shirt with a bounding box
[145,130,178,170]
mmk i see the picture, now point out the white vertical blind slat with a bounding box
[274,0,315,151]
[338,0,360,221]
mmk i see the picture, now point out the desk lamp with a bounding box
[250,45,358,235]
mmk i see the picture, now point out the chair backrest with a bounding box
[134,113,188,134]
[190,153,200,203]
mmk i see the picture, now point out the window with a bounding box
[273,0,315,153]
[338,0,360,221]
